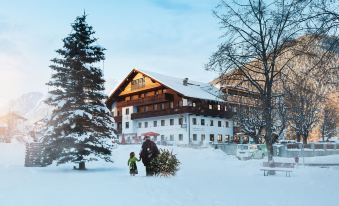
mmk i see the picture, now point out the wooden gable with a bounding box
[119,72,162,96]
[106,69,165,108]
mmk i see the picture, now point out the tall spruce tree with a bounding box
[43,13,116,170]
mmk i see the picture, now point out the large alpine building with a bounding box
[106,68,234,145]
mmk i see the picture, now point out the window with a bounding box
[125,122,129,129]
[153,121,157,127]
[161,135,165,141]
[179,118,183,125]
[160,103,165,110]
[179,134,183,141]
[170,119,174,125]
[217,134,223,142]
[170,135,174,141]
[153,136,157,141]
[192,102,196,107]
[145,106,148,112]
[144,122,148,128]
[178,101,183,107]
[225,121,229,128]
[225,135,230,142]
[201,119,205,126]
[125,108,129,115]
[138,122,142,128]
[210,120,214,126]
[209,104,212,109]
[161,120,165,126]
[218,121,222,127]
[193,134,197,141]
[192,118,197,125]
[210,134,214,142]
[201,134,206,141]
[131,78,145,90]
[153,104,158,110]
[170,101,174,109]
[217,105,221,110]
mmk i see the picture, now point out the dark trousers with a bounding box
[145,165,154,176]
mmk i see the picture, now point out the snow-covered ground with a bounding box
[0,143,338,206]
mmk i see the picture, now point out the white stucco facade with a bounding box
[113,106,233,145]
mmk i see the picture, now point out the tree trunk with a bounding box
[296,133,301,142]
[263,94,274,162]
[78,162,86,170]
[302,136,308,145]
[266,141,274,161]
[253,134,260,144]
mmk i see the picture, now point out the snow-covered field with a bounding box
[0,143,338,206]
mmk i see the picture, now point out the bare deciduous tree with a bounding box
[234,95,287,144]
[206,0,318,161]
[320,105,338,141]
[283,78,325,144]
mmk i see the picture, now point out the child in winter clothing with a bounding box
[128,152,140,176]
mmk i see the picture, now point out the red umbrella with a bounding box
[142,132,160,136]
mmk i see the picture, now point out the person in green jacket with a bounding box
[128,152,140,176]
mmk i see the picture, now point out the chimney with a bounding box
[183,78,188,86]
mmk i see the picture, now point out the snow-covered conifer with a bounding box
[43,13,116,170]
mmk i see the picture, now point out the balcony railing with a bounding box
[131,106,233,120]
[116,93,172,108]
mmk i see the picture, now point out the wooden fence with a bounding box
[25,143,51,167]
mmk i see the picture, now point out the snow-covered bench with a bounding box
[260,168,292,177]
[261,162,295,177]
[262,162,295,168]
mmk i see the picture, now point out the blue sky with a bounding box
[0,0,222,106]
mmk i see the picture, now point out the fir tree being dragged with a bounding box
[149,149,180,176]
[43,13,116,170]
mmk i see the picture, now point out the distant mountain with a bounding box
[0,92,52,124]
[25,96,52,124]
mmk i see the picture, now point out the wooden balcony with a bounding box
[116,93,172,108]
[226,95,259,106]
[131,106,233,120]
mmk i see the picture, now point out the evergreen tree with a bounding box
[150,149,180,176]
[43,13,116,170]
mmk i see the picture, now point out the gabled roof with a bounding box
[106,68,224,107]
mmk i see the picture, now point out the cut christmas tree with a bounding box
[150,149,180,176]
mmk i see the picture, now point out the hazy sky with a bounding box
[0,0,222,107]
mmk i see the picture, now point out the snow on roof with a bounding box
[136,69,224,102]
